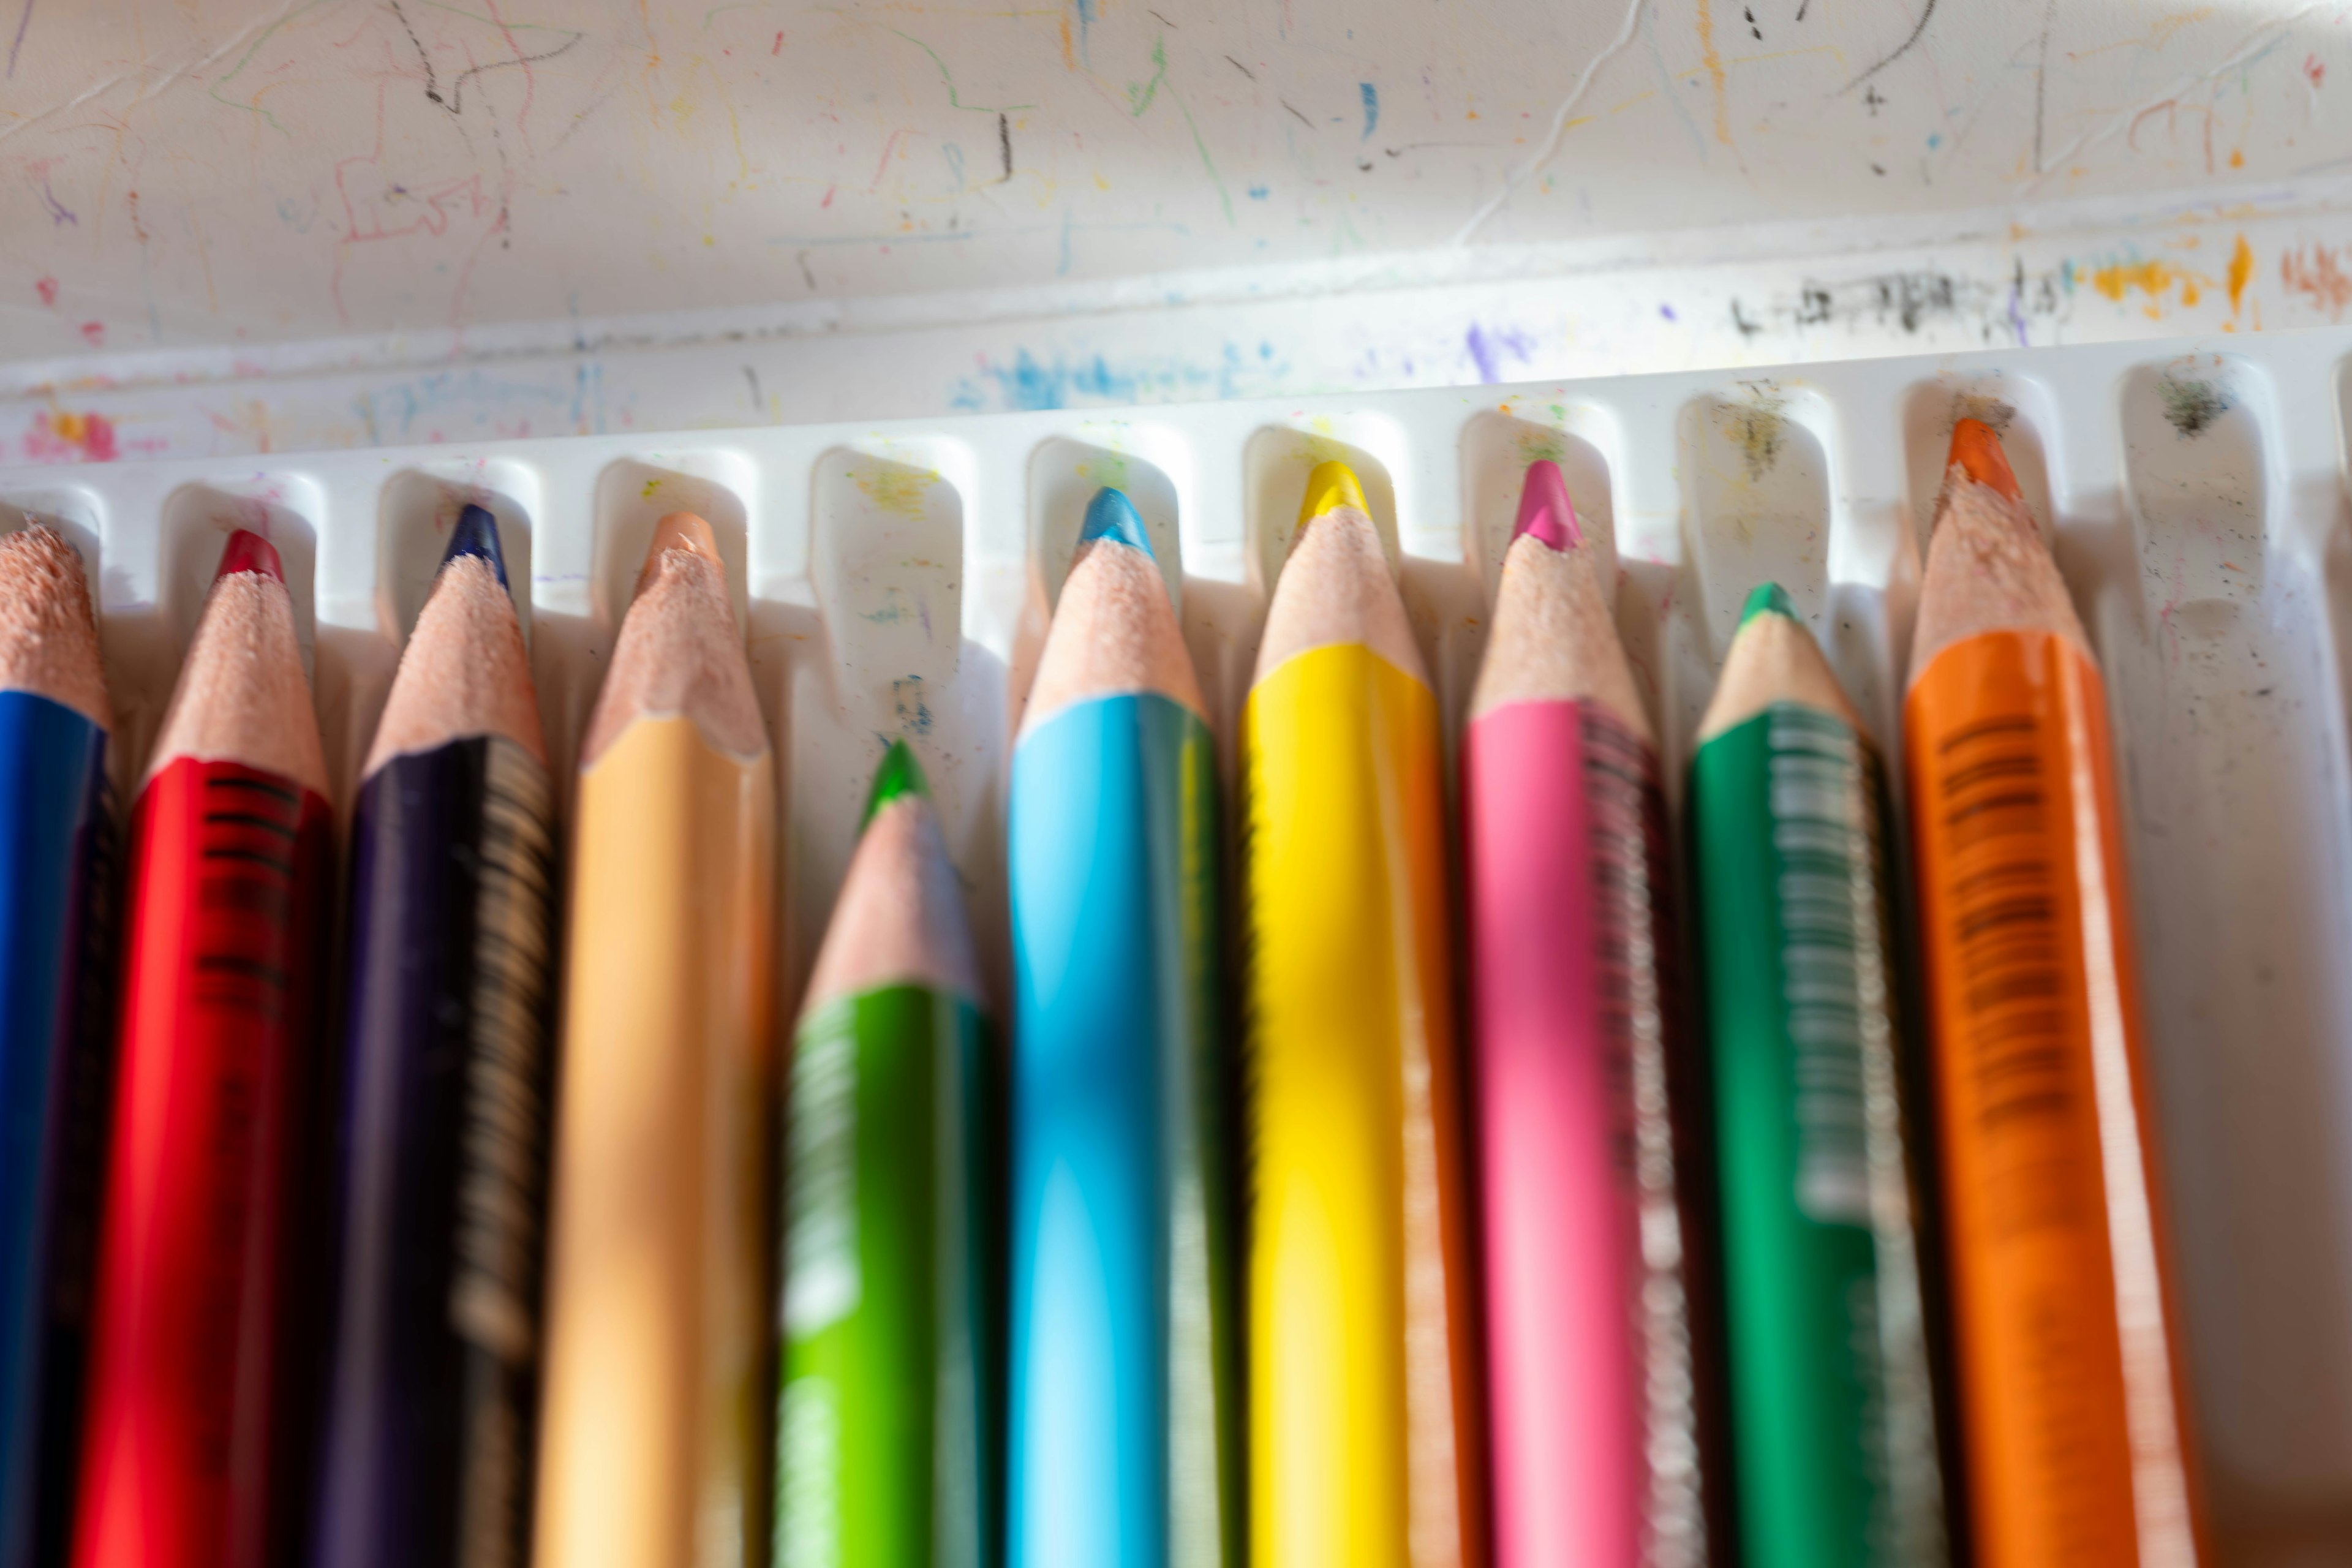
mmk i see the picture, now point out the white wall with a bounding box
[1,0,2346,360]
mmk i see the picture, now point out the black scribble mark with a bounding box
[1147,9,1176,26]
[1871,162,1887,174]
[997,112,1012,181]
[1797,0,1812,17]
[444,31,584,116]
[1226,54,1256,80]
[1721,388,1788,478]
[797,249,816,290]
[2160,375,2230,437]
[1863,83,1885,115]
[743,365,763,410]
[1744,6,1761,40]
[1356,157,1373,171]
[1728,266,2075,347]
[1282,98,1314,128]
[1839,0,1939,94]
[387,0,444,107]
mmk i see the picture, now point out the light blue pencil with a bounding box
[1008,488,1237,1568]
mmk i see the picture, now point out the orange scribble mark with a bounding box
[1695,0,1732,145]
[2230,148,2244,168]
[2281,244,2352,320]
[27,411,118,464]
[1060,9,1074,69]
[2087,258,2211,319]
[2228,234,2253,316]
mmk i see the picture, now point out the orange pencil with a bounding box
[1905,420,2204,1566]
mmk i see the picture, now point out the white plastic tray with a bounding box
[10,326,2352,1556]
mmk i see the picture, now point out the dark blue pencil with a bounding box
[0,525,113,1568]
[311,507,558,1568]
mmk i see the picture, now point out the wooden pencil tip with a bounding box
[1948,418,2022,502]
[862,737,929,827]
[216,529,282,584]
[1512,458,1581,551]
[642,510,717,570]
[1298,460,1367,526]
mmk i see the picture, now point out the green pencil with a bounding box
[1689,584,1945,1568]
[777,741,995,1568]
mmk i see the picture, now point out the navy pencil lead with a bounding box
[442,502,508,588]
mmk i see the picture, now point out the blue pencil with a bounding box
[0,524,113,1568]
[312,507,558,1568]
[1008,488,1238,1568]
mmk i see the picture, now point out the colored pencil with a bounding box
[314,505,557,1568]
[533,511,777,1568]
[1690,581,1945,1567]
[72,528,335,1568]
[0,525,113,1568]
[1907,419,2203,1565]
[1463,460,1703,1568]
[1242,461,1480,1568]
[1008,488,1236,1568]
[778,740,992,1568]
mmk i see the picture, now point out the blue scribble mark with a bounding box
[37,176,74,227]
[891,677,935,735]
[949,342,1292,413]
[944,143,965,189]
[1927,132,1942,149]
[1463,323,1538,385]
[1248,184,1270,200]
[1360,82,1379,141]
[1074,0,1094,61]
[1660,303,1678,321]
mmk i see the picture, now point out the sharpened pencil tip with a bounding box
[1512,459,1581,551]
[1740,581,1797,627]
[216,529,282,584]
[1298,460,1368,526]
[1948,418,2022,502]
[647,511,718,562]
[442,502,508,587]
[863,737,929,826]
[1079,486,1153,557]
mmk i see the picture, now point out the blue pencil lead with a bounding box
[1079,486,1153,558]
[442,502,508,588]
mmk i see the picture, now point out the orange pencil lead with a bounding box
[1947,418,2022,502]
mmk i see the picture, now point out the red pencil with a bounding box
[72,530,335,1568]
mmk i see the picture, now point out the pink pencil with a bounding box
[1464,461,1709,1567]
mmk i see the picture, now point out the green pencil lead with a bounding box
[1740,581,1798,627]
[864,738,929,827]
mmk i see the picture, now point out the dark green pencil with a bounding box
[1689,583,1945,1568]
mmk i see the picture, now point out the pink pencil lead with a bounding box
[1512,459,1581,552]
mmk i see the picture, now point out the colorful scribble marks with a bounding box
[2280,245,2352,321]
[26,411,116,464]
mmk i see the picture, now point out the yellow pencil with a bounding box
[1242,462,1481,1568]
[534,512,778,1568]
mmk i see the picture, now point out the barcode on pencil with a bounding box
[1765,707,1878,1227]
[450,741,559,1365]
[1930,714,2081,1235]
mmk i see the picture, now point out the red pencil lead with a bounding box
[215,528,284,584]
